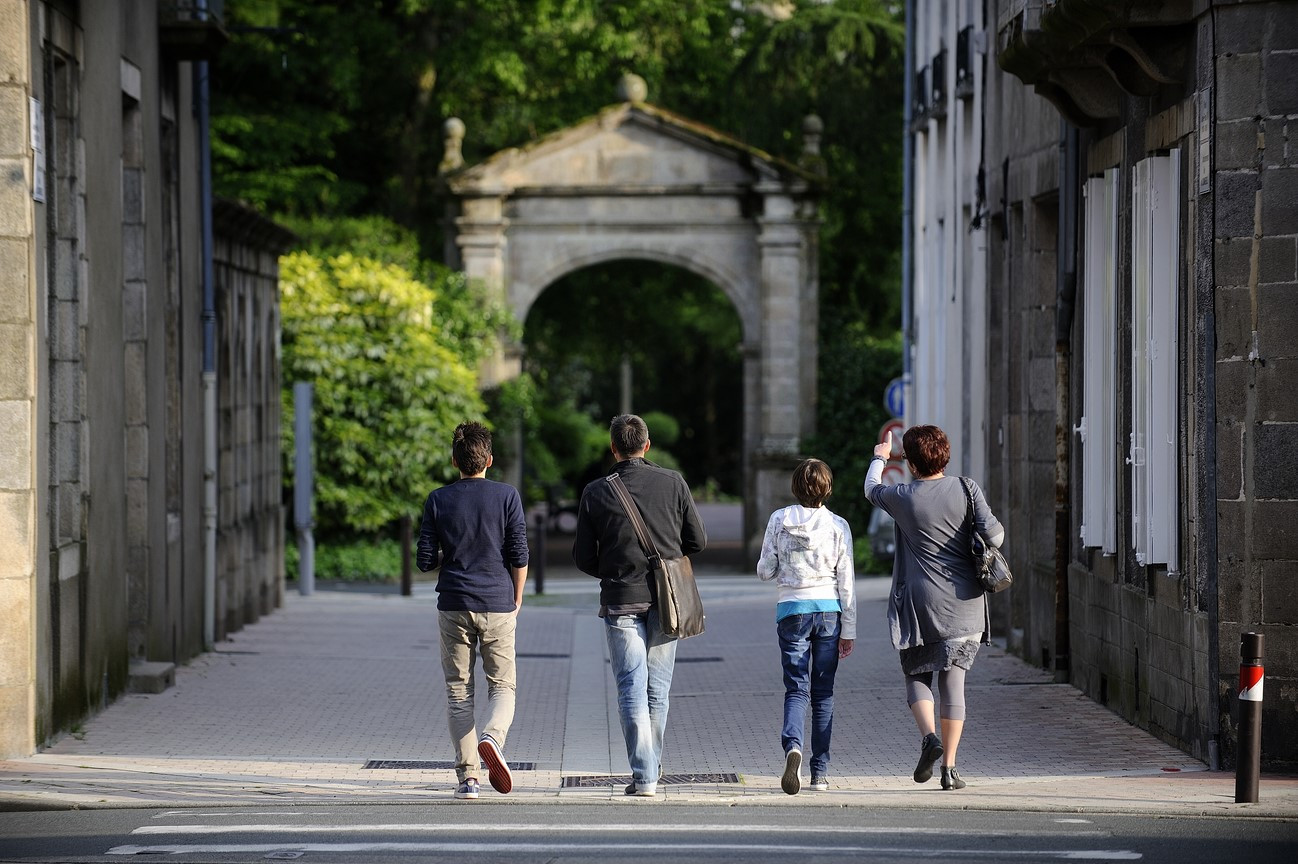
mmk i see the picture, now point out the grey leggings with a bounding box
[905,667,967,721]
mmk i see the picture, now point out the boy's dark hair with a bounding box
[903,424,951,477]
[452,422,492,476]
[610,414,650,458]
[792,458,833,508]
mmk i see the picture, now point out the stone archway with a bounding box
[443,82,823,558]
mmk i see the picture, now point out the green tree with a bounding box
[217,0,907,539]
[279,250,487,535]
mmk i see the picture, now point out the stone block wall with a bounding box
[1211,0,1298,769]
[212,202,291,641]
[0,0,37,758]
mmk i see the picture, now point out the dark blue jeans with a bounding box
[777,611,841,778]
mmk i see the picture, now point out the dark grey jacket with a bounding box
[572,457,707,607]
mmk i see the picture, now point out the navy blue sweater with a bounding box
[416,477,529,612]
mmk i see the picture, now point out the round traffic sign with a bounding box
[879,418,905,458]
[884,377,905,419]
[880,463,906,486]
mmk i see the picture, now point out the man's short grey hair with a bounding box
[610,414,649,458]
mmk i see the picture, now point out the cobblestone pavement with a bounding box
[1,568,1295,817]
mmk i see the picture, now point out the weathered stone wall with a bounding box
[1210,0,1298,768]
[0,2,289,758]
[981,37,1064,662]
[982,0,1298,767]
[213,203,289,641]
[0,0,38,758]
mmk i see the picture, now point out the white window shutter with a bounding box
[1131,161,1151,565]
[1130,152,1180,568]
[1100,168,1119,555]
[1147,150,1180,568]
[1081,171,1120,553]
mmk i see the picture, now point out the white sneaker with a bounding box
[631,782,657,797]
[781,748,802,795]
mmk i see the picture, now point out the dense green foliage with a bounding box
[215,0,905,542]
[286,537,404,584]
[805,325,903,535]
[279,248,488,534]
[522,261,743,499]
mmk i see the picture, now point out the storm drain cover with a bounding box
[561,772,739,788]
[363,760,536,770]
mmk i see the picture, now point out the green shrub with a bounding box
[284,537,404,583]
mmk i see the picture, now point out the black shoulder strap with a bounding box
[607,473,662,560]
[958,476,976,532]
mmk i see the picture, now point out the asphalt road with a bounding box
[1,803,1294,863]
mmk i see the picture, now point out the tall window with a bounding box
[1130,151,1181,568]
[1080,169,1119,554]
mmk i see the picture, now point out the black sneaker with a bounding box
[781,748,802,795]
[913,733,943,783]
[940,766,966,790]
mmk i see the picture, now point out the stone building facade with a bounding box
[0,1,287,758]
[907,0,1298,767]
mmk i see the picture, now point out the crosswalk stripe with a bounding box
[106,842,1140,859]
[131,822,1107,837]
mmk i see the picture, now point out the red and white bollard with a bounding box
[1235,632,1264,804]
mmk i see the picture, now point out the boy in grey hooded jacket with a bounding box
[757,458,856,794]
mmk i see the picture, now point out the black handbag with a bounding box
[607,473,706,639]
[959,477,1013,594]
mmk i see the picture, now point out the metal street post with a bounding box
[293,382,315,596]
[532,505,546,596]
[1235,631,1264,803]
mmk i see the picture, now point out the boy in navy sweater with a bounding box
[417,422,529,799]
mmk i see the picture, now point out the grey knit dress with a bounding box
[865,472,1004,675]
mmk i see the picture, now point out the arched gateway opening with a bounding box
[442,83,822,559]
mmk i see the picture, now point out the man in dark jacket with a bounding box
[417,422,528,800]
[573,414,707,796]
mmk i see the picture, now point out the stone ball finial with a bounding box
[439,117,465,173]
[617,72,648,103]
[799,113,826,176]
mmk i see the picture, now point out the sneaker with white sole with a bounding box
[478,735,512,794]
[809,776,829,791]
[781,748,802,795]
[454,778,480,799]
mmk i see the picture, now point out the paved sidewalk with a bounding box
[1,569,1295,817]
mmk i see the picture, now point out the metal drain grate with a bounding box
[516,652,571,659]
[560,772,739,788]
[363,760,536,770]
[675,657,723,663]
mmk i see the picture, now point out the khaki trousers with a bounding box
[438,610,517,782]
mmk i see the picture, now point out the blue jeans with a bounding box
[777,611,840,778]
[604,609,678,786]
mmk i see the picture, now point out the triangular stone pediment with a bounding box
[448,103,803,193]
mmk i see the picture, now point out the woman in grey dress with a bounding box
[864,425,1004,790]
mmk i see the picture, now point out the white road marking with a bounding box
[130,822,1106,837]
[106,842,1141,859]
[1054,819,1094,824]
[152,810,329,819]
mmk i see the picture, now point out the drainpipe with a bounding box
[196,0,217,649]
[901,0,914,415]
[1054,118,1080,683]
